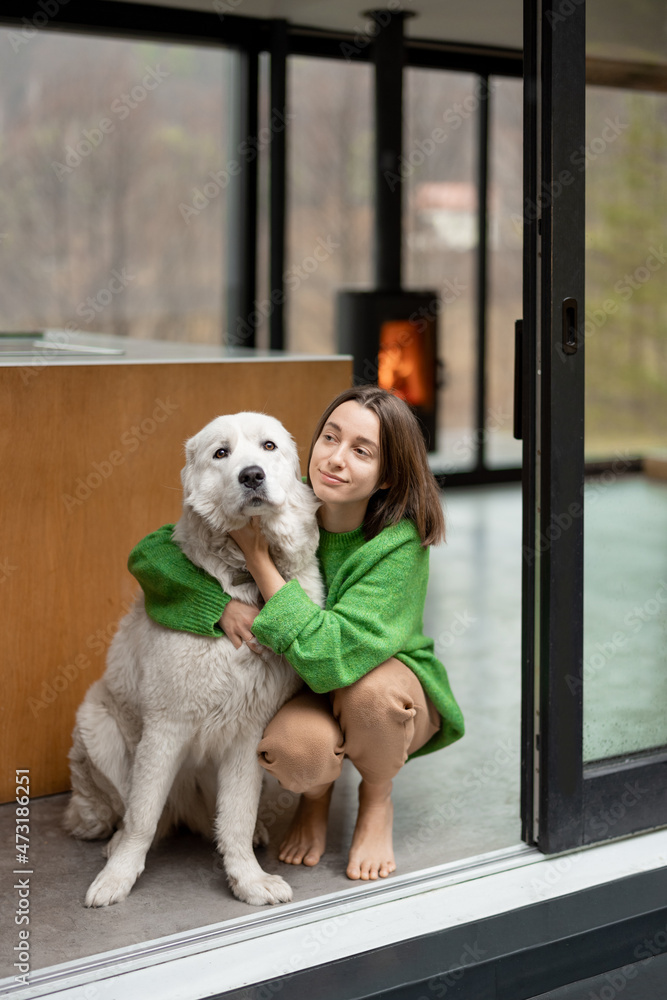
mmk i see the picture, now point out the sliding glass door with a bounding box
[522,0,667,853]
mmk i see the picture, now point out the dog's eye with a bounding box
[263,441,277,451]
[213,448,228,460]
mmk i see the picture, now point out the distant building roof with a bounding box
[413,182,477,213]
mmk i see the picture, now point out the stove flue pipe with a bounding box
[365,8,415,291]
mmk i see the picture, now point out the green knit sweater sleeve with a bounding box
[128,524,230,638]
[251,525,429,693]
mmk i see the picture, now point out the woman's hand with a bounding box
[229,518,286,603]
[220,599,262,650]
[229,517,270,560]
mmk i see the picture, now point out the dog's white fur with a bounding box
[64,412,324,907]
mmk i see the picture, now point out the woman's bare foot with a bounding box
[346,780,396,881]
[278,782,333,867]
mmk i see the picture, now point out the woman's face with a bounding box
[309,401,387,509]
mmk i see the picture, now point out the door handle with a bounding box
[562,297,578,355]
[513,318,523,441]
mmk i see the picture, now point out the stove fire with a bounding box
[378,319,436,411]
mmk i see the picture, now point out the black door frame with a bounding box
[521,0,587,854]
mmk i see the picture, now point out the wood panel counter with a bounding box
[0,335,352,802]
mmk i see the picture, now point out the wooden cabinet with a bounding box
[0,355,351,802]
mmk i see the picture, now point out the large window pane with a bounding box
[286,56,373,354]
[404,68,478,469]
[583,86,667,762]
[486,75,523,468]
[0,31,233,343]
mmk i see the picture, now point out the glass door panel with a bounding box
[583,85,667,763]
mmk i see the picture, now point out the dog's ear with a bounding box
[180,433,199,499]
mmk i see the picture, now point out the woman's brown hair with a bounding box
[307,385,445,546]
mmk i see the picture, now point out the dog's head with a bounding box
[181,412,304,532]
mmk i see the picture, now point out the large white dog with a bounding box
[65,412,324,907]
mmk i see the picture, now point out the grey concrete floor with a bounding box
[0,483,524,979]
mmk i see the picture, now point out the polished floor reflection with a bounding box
[0,484,523,980]
[583,476,667,762]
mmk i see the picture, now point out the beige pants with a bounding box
[257,657,441,791]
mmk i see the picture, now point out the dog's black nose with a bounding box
[239,465,265,490]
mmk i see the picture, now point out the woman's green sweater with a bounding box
[128,520,464,759]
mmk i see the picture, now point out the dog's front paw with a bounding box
[85,866,136,908]
[229,872,293,906]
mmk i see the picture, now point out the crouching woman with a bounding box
[129,386,465,881]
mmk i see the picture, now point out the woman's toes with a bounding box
[346,860,361,879]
